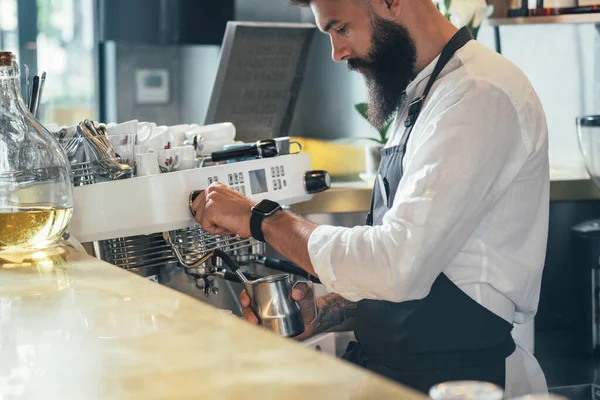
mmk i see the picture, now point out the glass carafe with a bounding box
[0,51,73,254]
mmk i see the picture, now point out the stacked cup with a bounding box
[135,122,199,175]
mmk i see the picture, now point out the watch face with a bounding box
[253,199,281,215]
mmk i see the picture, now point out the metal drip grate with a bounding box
[99,225,258,270]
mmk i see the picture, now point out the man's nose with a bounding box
[330,36,351,62]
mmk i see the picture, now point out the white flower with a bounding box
[434,0,492,29]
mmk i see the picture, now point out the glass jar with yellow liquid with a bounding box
[0,52,73,255]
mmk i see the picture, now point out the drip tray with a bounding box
[550,384,600,400]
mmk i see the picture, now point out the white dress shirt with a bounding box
[308,40,549,325]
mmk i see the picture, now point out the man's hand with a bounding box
[240,281,320,341]
[190,182,254,237]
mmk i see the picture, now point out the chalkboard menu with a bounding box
[205,22,317,143]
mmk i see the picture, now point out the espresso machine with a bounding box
[65,21,338,353]
[68,141,330,308]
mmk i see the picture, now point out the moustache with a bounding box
[347,57,372,73]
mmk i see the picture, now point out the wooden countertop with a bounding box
[0,247,423,400]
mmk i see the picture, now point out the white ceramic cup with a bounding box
[184,122,236,142]
[135,144,155,155]
[169,130,186,147]
[137,123,153,144]
[169,123,190,132]
[178,158,197,171]
[173,145,195,159]
[169,124,189,147]
[172,146,196,171]
[107,119,138,137]
[158,148,181,172]
[135,151,160,176]
[107,120,139,150]
[147,126,172,152]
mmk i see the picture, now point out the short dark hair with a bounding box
[288,0,311,6]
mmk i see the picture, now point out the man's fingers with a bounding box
[240,290,250,307]
[191,190,206,213]
[212,226,232,236]
[292,282,309,301]
[192,192,207,225]
[242,307,259,325]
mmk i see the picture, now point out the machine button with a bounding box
[235,186,240,192]
[283,179,287,188]
[271,167,276,177]
[241,186,246,195]
[213,176,218,182]
[275,166,280,177]
[234,173,239,184]
[228,174,233,185]
[273,179,278,190]
[304,171,331,194]
[239,174,245,183]
[208,177,213,184]
[280,166,285,176]
[277,179,282,190]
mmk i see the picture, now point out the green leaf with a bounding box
[444,0,452,11]
[354,103,369,120]
[355,102,391,144]
[366,137,386,145]
[377,120,392,142]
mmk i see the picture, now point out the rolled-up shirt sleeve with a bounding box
[308,80,529,303]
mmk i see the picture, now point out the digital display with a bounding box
[249,169,268,195]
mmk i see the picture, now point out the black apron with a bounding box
[342,27,516,394]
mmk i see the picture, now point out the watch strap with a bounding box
[250,211,266,242]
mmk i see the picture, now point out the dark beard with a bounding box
[348,16,417,129]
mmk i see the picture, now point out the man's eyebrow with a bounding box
[323,19,341,32]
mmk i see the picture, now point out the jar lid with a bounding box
[0,51,13,66]
[577,115,600,127]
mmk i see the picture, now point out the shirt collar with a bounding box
[405,53,441,96]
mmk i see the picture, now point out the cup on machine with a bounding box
[106,119,138,165]
[172,146,196,171]
[168,124,190,147]
[146,126,172,152]
[137,122,155,144]
[135,149,160,176]
[158,148,180,172]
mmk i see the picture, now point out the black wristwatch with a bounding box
[250,199,282,242]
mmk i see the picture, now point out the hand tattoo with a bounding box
[315,293,357,334]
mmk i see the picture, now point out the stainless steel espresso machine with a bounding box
[64,21,338,353]
[68,148,329,309]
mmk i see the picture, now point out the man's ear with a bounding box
[372,0,403,18]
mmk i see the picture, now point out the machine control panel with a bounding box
[211,163,291,196]
[70,154,318,242]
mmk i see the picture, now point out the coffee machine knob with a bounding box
[304,170,331,194]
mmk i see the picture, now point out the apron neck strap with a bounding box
[404,27,473,128]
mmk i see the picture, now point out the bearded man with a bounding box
[190,0,550,395]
